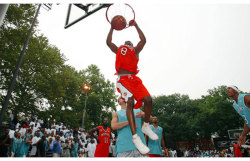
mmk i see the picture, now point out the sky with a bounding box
[34,1,250,100]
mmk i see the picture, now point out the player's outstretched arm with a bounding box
[129,20,146,55]
[161,130,168,156]
[239,123,250,145]
[111,112,129,130]
[106,27,118,54]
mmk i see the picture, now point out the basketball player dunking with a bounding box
[90,118,112,157]
[106,20,158,155]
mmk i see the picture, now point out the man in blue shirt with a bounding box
[52,135,61,157]
[111,97,148,157]
[227,85,250,145]
[145,117,168,157]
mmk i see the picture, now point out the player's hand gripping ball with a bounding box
[111,15,127,31]
[129,20,136,26]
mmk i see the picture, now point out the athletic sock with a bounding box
[132,134,138,139]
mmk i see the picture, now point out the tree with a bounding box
[78,64,116,130]
[196,86,242,138]
[152,94,200,148]
[0,4,39,115]
[0,5,117,129]
[151,86,244,148]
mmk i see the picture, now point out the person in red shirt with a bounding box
[90,118,111,157]
[106,20,158,155]
[233,143,242,157]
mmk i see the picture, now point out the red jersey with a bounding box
[94,126,111,157]
[115,45,139,74]
[97,126,111,144]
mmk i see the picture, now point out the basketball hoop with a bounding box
[106,4,135,30]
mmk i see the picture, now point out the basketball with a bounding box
[111,15,127,31]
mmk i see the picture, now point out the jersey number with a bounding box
[121,47,128,56]
[104,138,109,144]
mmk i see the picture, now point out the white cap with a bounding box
[227,85,239,93]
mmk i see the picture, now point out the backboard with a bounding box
[228,129,243,139]
[64,3,111,29]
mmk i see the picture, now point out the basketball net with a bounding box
[106,4,135,29]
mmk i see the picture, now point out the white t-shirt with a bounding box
[30,136,41,156]
[20,128,26,138]
[81,132,86,141]
[8,130,15,139]
[50,129,56,135]
[60,136,65,142]
[45,128,51,134]
[29,121,35,127]
[15,123,20,129]
[58,125,63,130]
[111,132,115,140]
[55,124,59,130]
[172,150,177,157]
[93,138,97,146]
[47,136,55,142]
[87,143,96,157]
[35,122,41,129]
[32,127,38,136]
[63,129,69,135]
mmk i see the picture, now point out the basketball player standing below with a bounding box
[227,85,250,145]
[145,117,168,157]
[111,97,148,157]
[106,20,158,154]
[90,118,111,157]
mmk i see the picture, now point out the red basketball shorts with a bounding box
[116,74,150,109]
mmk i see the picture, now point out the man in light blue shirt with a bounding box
[227,85,250,145]
[111,97,148,157]
[146,117,168,157]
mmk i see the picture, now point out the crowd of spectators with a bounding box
[1,112,249,157]
[0,112,116,157]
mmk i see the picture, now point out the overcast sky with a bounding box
[36,1,250,100]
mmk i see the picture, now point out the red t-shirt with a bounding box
[233,143,242,157]
[115,45,139,74]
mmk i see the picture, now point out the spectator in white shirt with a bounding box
[86,138,96,157]
[19,125,26,138]
[35,120,41,129]
[51,126,56,135]
[15,122,21,130]
[8,124,15,139]
[59,132,65,143]
[29,120,35,127]
[30,131,41,157]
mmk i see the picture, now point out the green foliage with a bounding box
[196,86,242,137]
[152,86,243,148]
[0,4,116,129]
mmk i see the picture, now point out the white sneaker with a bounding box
[132,135,150,155]
[141,123,159,141]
